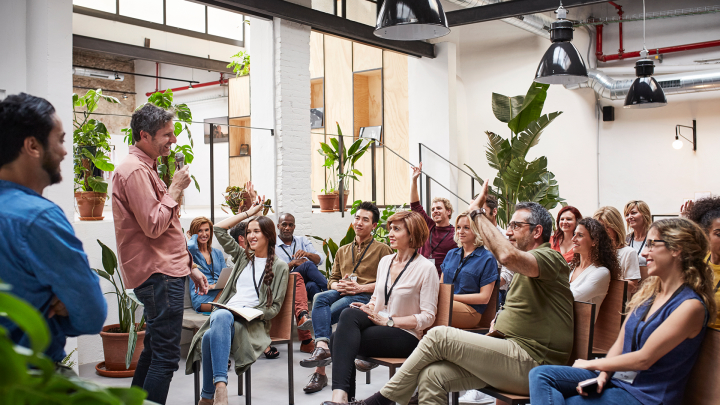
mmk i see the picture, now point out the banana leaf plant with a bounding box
[72,89,119,194]
[93,240,145,370]
[307,224,356,280]
[466,82,566,228]
[0,278,146,404]
[318,123,373,193]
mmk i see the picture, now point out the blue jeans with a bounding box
[201,310,236,399]
[529,365,642,405]
[292,261,328,301]
[132,274,185,405]
[311,290,372,343]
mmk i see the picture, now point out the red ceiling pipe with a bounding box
[597,39,720,62]
[145,78,228,97]
[608,1,624,56]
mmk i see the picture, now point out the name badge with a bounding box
[378,311,390,318]
[428,258,435,266]
[613,371,638,384]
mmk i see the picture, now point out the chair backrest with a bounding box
[424,283,454,335]
[269,273,296,341]
[567,301,595,365]
[593,280,628,352]
[683,328,720,404]
[477,281,500,329]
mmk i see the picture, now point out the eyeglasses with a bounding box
[507,221,537,231]
[646,239,666,250]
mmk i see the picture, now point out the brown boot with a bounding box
[214,383,228,405]
[299,346,331,368]
[198,398,214,405]
[303,372,328,393]
[300,340,316,354]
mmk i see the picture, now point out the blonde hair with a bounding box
[625,218,716,326]
[454,211,484,248]
[387,211,430,250]
[594,206,627,248]
[189,216,214,250]
[624,200,652,236]
[431,197,454,216]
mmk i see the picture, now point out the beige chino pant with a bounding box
[380,326,539,405]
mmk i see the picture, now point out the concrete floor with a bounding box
[79,342,389,405]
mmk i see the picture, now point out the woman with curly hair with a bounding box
[529,218,715,405]
[185,201,289,405]
[550,206,583,263]
[683,196,720,329]
[569,217,621,319]
[593,206,642,292]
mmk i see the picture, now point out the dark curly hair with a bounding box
[570,217,621,280]
[686,197,720,233]
[243,216,277,308]
[130,103,175,143]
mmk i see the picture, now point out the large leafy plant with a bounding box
[72,89,119,194]
[317,123,373,193]
[466,82,566,228]
[0,279,146,404]
[93,240,145,370]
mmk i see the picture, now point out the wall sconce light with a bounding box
[673,120,696,151]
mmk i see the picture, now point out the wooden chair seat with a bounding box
[683,328,720,405]
[591,280,628,358]
[462,281,499,335]
[479,388,529,405]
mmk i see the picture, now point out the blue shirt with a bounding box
[186,234,226,310]
[275,235,325,266]
[440,246,498,314]
[0,180,107,361]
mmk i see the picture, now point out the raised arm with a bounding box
[214,198,264,230]
[411,163,422,204]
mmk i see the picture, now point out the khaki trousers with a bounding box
[380,326,539,405]
[450,301,483,329]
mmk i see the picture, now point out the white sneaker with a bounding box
[459,389,495,404]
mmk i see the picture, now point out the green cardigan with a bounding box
[184,225,289,376]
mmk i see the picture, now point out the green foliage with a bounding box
[307,225,355,280]
[93,240,145,370]
[350,200,406,245]
[468,82,565,228]
[317,123,373,193]
[0,278,146,404]
[72,89,119,193]
[227,50,250,77]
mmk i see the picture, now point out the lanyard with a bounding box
[279,239,296,262]
[384,251,418,306]
[352,239,374,274]
[630,235,647,257]
[451,250,473,284]
[250,257,266,299]
[428,225,452,257]
[710,256,720,293]
[631,285,685,352]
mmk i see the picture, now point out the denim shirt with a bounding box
[187,234,225,308]
[0,180,107,361]
[440,246,499,314]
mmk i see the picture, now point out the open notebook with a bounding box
[210,302,263,322]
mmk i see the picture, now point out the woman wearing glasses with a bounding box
[625,200,652,281]
[550,206,583,263]
[593,207,642,293]
[440,211,498,329]
[529,218,715,405]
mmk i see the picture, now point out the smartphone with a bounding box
[349,302,363,309]
[579,378,599,390]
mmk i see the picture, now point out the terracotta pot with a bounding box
[318,194,336,212]
[75,191,106,220]
[333,190,350,212]
[99,324,146,375]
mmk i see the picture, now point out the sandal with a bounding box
[263,346,280,359]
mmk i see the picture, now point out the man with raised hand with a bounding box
[112,103,208,404]
[300,202,393,394]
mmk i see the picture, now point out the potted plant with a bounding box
[92,240,146,377]
[317,123,372,212]
[72,89,119,220]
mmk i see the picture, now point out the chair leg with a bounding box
[365,369,371,384]
[288,341,294,405]
[451,391,459,405]
[193,360,201,405]
[238,371,243,396]
[245,366,252,405]
[389,366,396,378]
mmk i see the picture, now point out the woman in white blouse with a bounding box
[323,211,439,405]
[593,206,642,293]
[569,218,621,318]
[624,200,652,281]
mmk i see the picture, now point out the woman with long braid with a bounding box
[185,198,289,405]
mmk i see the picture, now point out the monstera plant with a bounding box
[466,82,566,228]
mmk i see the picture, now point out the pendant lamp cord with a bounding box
[642,0,647,52]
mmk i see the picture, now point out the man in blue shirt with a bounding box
[0,93,107,367]
[276,213,328,300]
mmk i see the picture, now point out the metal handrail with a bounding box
[419,143,476,179]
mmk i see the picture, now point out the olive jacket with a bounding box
[184,225,289,376]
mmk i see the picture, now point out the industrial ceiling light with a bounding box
[534,3,588,85]
[673,120,697,151]
[624,0,667,108]
[374,0,450,41]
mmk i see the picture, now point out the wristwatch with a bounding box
[469,208,487,221]
[386,316,394,328]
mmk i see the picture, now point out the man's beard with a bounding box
[42,152,62,185]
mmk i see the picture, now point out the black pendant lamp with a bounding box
[624,0,667,108]
[374,0,450,41]
[534,5,588,85]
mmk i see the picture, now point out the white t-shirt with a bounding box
[628,238,648,267]
[225,257,267,309]
[617,246,642,281]
[569,264,610,319]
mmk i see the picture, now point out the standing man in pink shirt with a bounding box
[112,103,208,404]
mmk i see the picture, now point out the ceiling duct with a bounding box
[73,67,124,82]
[564,68,720,99]
[445,0,554,38]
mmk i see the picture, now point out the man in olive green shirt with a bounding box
[300,201,393,394]
[348,182,573,405]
